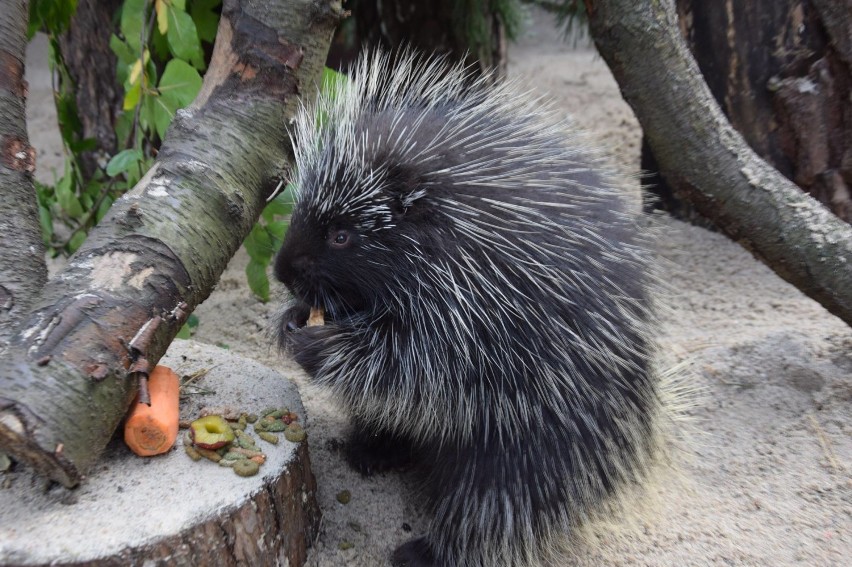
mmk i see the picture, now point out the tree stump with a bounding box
[0,340,320,566]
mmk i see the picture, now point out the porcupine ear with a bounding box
[384,163,426,221]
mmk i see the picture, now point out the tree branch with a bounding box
[0,0,48,348]
[587,0,852,327]
[0,0,346,487]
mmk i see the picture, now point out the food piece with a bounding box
[336,490,351,504]
[284,422,306,442]
[189,415,235,449]
[258,431,279,444]
[307,306,325,327]
[195,447,223,462]
[123,366,180,457]
[233,459,260,477]
[184,445,202,461]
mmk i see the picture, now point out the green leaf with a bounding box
[121,0,148,52]
[68,138,97,154]
[110,34,137,66]
[29,0,78,39]
[187,313,199,328]
[190,0,221,43]
[96,196,114,223]
[244,224,273,264]
[151,96,173,140]
[139,92,157,136]
[176,314,199,339]
[68,231,87,254]
[266,220,288,249]
[123,80,142,111]
[322,67,347,99]
[114,110,135,146]
[107,149,144,176]
[166,9,204,69]
[246,259,270,303]
[38,204,54,245]
[153,59,203,138]
[261,190,294,222]
[151,23,172,61]
[176,324,191,339]
[55,165,83,219]
[159,59,202,106]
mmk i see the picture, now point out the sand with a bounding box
[21,8,851,567]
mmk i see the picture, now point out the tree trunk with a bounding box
[57,0,123,180]
[0,0,346,488]
[327,0,508,78]
[0,0,48,348]
[644,0,852,225]
[587,0,852,326]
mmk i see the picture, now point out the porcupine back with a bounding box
[281,52,668,564]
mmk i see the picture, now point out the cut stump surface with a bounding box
[0,340,321,566]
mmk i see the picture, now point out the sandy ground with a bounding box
[22,8,851,567]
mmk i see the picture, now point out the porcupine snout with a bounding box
[274,221,317,292]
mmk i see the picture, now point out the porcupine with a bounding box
[275,52,667,567]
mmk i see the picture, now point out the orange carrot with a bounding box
[124,365,180,457]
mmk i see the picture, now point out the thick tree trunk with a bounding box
[0,0,345,487]
[0,0,48,348]
[587,0,852,326]
[644,0,852,224]
[328,0,508,78]
[57,0,123,180]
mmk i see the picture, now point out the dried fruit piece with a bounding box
[258,431,279,444]
[184,445,202,461]
[233,459,260,477]
[199,406,242,420]
[284,422,306,443]
[189,415,235,449]
[195,447,223,463]
[264,420,287,432]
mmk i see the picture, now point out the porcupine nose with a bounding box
[274,252,311,288]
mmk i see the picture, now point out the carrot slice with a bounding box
[123,365,180,457]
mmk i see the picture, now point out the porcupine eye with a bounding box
[328,229,352,250]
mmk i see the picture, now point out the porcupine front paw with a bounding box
[279,302,338,376]
[345,424,416,476]
[281,302,312,334]
[391,536,436,567]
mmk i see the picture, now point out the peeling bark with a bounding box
[0,0,346,487]
[588,0,852,327]
[0,0,48,348]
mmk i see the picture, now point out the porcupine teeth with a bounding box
[306,306,325,327]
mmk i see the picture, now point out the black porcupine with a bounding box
[275,52,664,567]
